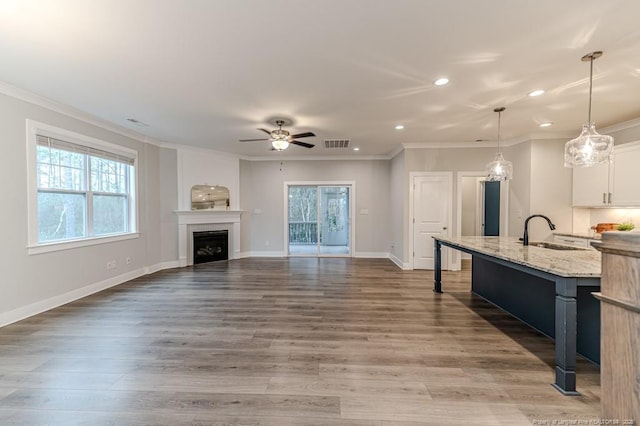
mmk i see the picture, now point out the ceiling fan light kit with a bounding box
[486,107,513,181]
[271,138,289,151]
[239,118,315,151]
[564,51,614,168]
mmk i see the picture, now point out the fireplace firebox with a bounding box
[192,230,228,264]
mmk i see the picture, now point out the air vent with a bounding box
[324,139,350,149]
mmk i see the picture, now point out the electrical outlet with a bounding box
[126,257,131,265]
[106,260,116,270]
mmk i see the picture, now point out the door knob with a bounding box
[443,226,448,230]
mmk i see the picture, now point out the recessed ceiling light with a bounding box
[353,147,360,151]
[395,125,404,130]
[539,122,553,128]
[528,89,545,97]
[433,77,449,86]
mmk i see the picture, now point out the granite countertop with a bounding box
[435,236,601,278]
[554,232,601,240]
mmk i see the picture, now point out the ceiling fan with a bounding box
[239,119,315,151]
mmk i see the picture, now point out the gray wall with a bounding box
[461,177,478,236]
[389,152,405,263]
[402,146,498,263]
[0,91,166,324]
[240,159,391,256]
[159,147,178,263]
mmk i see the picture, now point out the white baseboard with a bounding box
[247,251,288,257]
[0,261,176,328]
[354,251,389,258]
[389,253,410,270]
[145,260,180,274]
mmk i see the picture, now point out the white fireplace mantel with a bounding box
[174,210,243,266]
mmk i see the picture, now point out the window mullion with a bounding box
[125,166,131,232]
[86,154,93,237]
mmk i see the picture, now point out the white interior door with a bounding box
[413,174,451,269]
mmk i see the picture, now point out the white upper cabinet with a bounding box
[610,142,640,206]
[572,140,640,207]
[572,162,610,206]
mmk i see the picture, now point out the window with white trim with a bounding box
[27,121,137,250]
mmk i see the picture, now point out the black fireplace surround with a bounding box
[193,230,228,264]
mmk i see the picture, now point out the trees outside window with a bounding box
[35,135,135,243]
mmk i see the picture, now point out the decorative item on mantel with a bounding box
[564,51,614,168]
[486,107,513,181]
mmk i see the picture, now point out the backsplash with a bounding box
[573,208,640,234]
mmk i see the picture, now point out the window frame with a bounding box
[26,120,139,254]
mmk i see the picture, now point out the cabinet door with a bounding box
[553,235,590,248]
[611,142,640,206]
[572,163,610,206]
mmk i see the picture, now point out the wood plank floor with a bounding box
[0,258,600,425]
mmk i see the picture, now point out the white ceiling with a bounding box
[2,0,640,158]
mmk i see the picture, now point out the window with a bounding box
[27,120,138,253]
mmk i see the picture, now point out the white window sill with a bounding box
[27,233,140,255]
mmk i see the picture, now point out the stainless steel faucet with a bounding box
[523,215,556,246]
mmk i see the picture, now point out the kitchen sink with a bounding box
[523,241,587,251]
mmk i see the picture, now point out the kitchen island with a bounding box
[433,236,601,396]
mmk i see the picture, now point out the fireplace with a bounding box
[193,230,229,264]
[175,210,242,267]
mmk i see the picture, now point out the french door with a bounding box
[287,184,351,257]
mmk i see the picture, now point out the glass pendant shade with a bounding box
[271,139,289,151]
[486,152,513,181]
[564,51,614,168]
[485,106,512,181]
[564,122,613,167]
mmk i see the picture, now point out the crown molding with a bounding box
[403,141,496,149]
[601,117,640,134]
[240,154,390,161]
[387,145,404,159]
[170,142,241,159]
[0,80,167,147]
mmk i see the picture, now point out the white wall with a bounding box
[528,139,573,241]
[177,148,240,211]
[504,141,531,239]
[239,159,391,257]
[0,90,166,326]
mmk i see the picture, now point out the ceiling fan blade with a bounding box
[257,128,272,135]
[291,140,315,148]
[291,132,315,139]
[239,138,270,142]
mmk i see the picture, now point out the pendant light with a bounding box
[564,51,613,167]
[486,107,513,181]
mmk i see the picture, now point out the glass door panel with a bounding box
[319,186,350,256]
[288,186,318,255]
[288,184,351,257]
